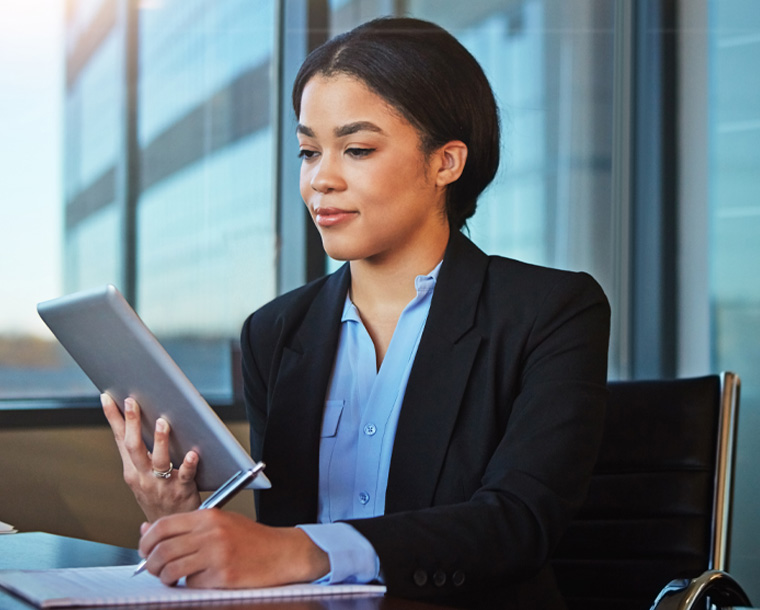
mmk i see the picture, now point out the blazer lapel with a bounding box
[386,231,488,512]
[259,265,350,526]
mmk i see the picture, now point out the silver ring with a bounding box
[152,462,173,479]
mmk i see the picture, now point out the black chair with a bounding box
[552,372,751,610]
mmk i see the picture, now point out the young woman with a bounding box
[102,17,610,609]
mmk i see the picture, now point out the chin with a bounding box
[320,235,370,262]
[321,246,358,262]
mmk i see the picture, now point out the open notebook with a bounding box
[0,564,386,608]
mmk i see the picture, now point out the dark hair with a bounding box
[292,17,500,230]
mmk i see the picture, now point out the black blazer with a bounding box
[241,230,610,609]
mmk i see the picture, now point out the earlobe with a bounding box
[436,141,468,187]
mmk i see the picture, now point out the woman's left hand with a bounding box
[101,394,201,521]
[137,510,330,588]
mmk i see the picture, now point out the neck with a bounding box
[348,228,449,312]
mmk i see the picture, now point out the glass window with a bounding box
[708,0,760,595]
[0,0,72,398]
[0,0,277,402]
[135,0,276,399]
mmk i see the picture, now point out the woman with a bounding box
[103,17,610,609]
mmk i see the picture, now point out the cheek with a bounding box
[299,166,311,201]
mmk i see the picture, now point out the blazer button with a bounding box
[413,569,428,587]
[433,570,447,587]
[452,570,466,587]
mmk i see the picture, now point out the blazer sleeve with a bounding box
[346,269,611,602]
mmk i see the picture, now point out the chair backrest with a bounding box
[552,372,740,610]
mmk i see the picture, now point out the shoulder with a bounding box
[447,230,608,312]
[481,258,611,353]
[485,255,608,309]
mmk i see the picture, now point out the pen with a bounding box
[132,462,266,576]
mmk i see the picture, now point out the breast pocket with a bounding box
[320,400,344,437]
[319,400,345,516]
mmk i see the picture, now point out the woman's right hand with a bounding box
[101,394,201,522]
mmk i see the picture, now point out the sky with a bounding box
[0,0,64,336]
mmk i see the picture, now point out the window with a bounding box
[1,0,277,402]
[707,0,760,595]
[0,0,67,399]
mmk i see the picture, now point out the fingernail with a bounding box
[125,398,135,413]
[187,452,197,464]
[156,418,167,433]
[100,394,108,407]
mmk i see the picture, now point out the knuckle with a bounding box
[123,437,140,453]
[151,541,170,565]
[151,518,169,537]
[198,509,219,527]
[159,567,179,586]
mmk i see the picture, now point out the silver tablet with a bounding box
[37,284,271,492]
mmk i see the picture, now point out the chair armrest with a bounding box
[651,570,752,610]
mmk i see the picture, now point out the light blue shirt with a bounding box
[298,263,440,584]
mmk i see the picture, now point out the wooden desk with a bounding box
[0,532,445,610]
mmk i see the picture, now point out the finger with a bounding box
[122,397,151,470]
[156,549,205,587]
[177,451,199,484]
[142,532,202,585]
[139,512,199,559]
[151,417,172,474]
[101,394,137,471]
[101,394,126,440]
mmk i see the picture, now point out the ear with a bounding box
[434,140,468,187]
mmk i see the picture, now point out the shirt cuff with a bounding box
[297,522,381,584]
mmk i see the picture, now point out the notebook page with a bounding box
[0,520,16,534]
[0,564,386,608]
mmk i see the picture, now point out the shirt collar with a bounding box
[342,261,443,323]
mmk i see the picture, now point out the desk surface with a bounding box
[0,532,445,610]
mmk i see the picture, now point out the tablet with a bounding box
[37,284,271,492]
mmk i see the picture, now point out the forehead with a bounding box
[297,74,410,134]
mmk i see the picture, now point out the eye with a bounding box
[298,149,318,160]
[346,147,375,158]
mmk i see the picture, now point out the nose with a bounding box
[310,154,345,193]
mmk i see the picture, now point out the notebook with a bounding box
[0,521,16,535]
[0,564,386,608]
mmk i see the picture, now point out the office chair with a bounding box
[551,372,751,610]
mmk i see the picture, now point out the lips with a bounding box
[313,207,358,227]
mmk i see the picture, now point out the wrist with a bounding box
[290,527,330,582]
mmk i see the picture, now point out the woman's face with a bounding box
[297,74,450,265]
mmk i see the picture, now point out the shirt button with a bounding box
[358,491,370,505]
[433,570,447,587]
[363,423,377,436]
[413,569,428,587]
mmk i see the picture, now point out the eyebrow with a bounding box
[296,121,385,139]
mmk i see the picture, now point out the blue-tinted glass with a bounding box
[709,0,760,596]
[135,0,276,397]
